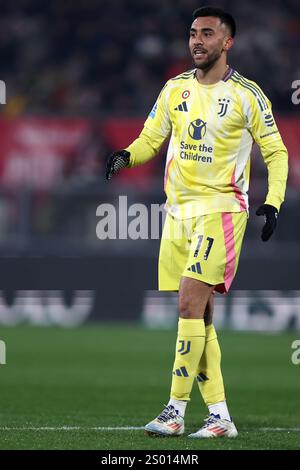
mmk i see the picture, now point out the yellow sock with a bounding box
[196,324,225,405]
[170,318,206,401]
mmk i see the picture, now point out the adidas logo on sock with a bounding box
[196,372,209,382]
[173,366,189,377]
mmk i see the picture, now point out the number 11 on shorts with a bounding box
[193,235,214,260]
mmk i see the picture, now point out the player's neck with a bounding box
[195,60,228,85]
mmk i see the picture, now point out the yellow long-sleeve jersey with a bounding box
[126,68,288,219]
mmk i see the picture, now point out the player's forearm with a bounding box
[126,127,167,167]
[262,142,288,211]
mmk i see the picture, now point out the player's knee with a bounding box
[179,298,192,318]
[179,295,203,319]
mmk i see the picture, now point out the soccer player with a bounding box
[105,7,288,438]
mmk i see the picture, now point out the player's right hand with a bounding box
[105,150,130,180]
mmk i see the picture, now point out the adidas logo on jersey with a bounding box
[174,102,188,112]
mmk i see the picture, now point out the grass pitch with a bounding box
[0,325,299,450]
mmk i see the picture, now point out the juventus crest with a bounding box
[218,98,230,117]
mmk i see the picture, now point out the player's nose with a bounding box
[192,36,204,46]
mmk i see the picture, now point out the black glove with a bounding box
[105,150,130,180]
[255,204,278,242]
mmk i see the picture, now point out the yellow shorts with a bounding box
[158,211,247,293]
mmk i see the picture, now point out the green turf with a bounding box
[0,325,299,450]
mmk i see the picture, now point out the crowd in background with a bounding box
[0,0,298,248]
[0,0,299,117]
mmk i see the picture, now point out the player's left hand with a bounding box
[255,204,278,242]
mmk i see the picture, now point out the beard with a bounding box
[193,48,223,71]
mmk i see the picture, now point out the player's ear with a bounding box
[223,36,234,52]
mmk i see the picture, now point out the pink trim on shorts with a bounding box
[220,212,236,293]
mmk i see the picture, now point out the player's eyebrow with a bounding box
[190,27,215,34]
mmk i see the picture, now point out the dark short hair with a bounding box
[192,6,236,38]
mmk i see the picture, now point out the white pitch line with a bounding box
[257,427,300,432]
[0,426,144,431]
[0,426,300,432]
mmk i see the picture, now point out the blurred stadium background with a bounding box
[0,0,299,451]
[0,0,299,327]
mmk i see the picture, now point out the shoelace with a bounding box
[202,415,219,429]
[157,405,179,423]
